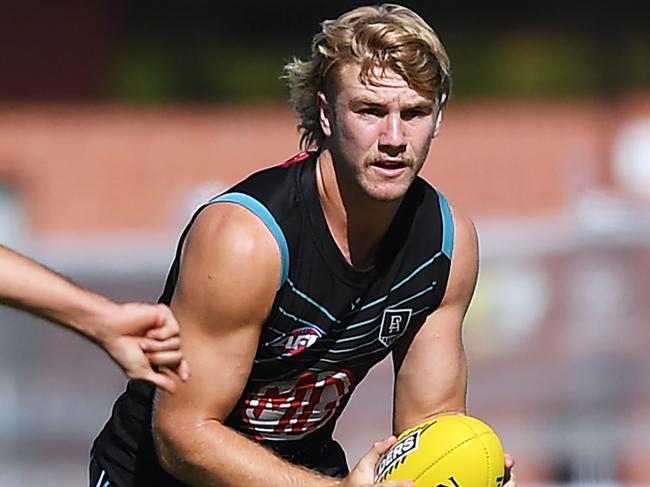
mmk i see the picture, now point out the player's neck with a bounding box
[316,150,402,269]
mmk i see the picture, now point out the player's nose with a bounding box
[381,112,406,145]
[379,112,407,155]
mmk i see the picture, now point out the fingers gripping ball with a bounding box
[374,415,505,487]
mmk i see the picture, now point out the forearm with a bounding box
[0,245,114,342]
[393,336,468,434]
[155,419,341,487]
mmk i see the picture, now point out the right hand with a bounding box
[101,302,190,393]
[342,437,414,487]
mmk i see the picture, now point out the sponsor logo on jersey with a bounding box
[241,369,354,440]
[378,308,412,347]
[267,325,323,357]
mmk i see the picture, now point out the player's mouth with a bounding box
[371,159,409,178]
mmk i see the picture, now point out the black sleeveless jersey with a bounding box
[91,152,455,486]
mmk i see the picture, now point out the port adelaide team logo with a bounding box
[267,325,324,357]
[378,308,412,347]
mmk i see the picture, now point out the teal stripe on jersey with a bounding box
[211,192,289,290]
[436,191,454,259]
[287,278,341,323]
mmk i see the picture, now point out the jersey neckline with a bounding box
[297,152,422,288]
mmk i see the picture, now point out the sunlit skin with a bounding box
[316,63,442,267]
[319,63,440,205]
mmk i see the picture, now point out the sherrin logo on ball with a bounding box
[374,415,505,487]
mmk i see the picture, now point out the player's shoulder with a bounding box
[189,202,279,260]
[447,202,476,244]
[444,199,477,263]
[174,202,284,306]
[416,178,474,228]
[177,201,282,320]
[182,195,288,293]
[414,178,477,259]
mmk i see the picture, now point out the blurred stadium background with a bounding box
[1,1,650,485]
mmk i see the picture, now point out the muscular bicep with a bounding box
[392,206,478,434]
[154,203,281,432]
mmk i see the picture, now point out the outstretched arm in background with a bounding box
[0,244,189,393]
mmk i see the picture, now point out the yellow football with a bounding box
[374,415,505,487]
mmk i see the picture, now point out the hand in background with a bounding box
[99,302,190,393]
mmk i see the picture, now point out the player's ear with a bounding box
[318,91,333,137]
[433,93,447,138]
[433,109,443,138]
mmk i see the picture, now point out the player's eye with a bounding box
[358,107,384,117]
[402,108,430,121]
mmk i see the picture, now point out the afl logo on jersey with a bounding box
[267,325,323,357]
[379,308,412,347]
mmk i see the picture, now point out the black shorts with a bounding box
[89,456,113,487]
[90,437,347,486]
[268,436,349,478]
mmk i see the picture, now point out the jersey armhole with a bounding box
[436,190,455,260]
[208,192,290,290]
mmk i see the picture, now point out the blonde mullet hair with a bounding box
[284,3,451,150]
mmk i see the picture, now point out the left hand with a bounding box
[343,436,413,487]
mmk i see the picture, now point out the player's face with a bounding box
[320,63,439,202]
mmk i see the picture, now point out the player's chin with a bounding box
[366,184,411,202]
[363,176,414,202]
